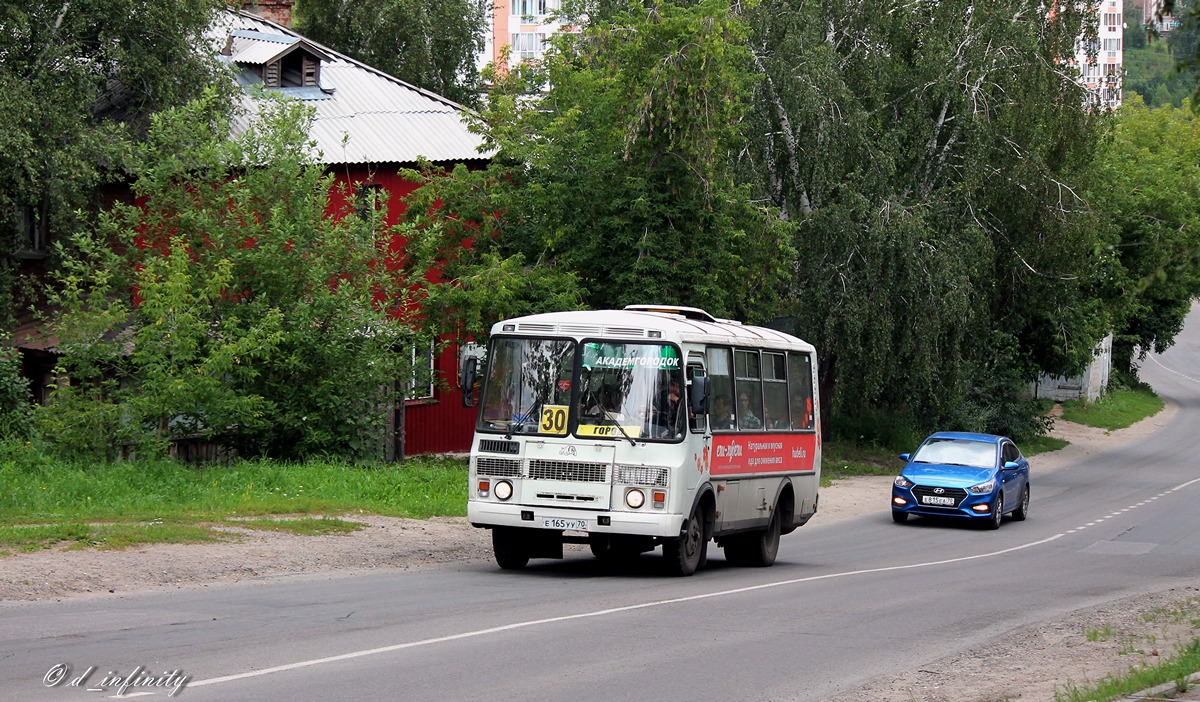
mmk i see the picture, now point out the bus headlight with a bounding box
[625,488,646,509]
[494,480,514,501]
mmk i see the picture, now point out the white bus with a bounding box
[462,305,821,575]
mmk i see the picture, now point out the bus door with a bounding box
[686,353,711,471]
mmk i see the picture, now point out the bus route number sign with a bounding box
[539,405,569,435]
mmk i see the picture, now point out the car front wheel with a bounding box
[892,511,908,524]
[987,494,1003,530]
[1011,484,1030,522]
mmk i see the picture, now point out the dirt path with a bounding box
[3,410,1197,701]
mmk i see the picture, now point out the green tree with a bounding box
[741,0,1113,438]
[0,0,229,326]
[402,0,793,336]
[294,0,488,106]
[40,91,440,461]
[1082,95,1200,375]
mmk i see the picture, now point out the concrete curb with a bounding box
[1120,671,1200,701]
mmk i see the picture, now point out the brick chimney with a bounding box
[241,0,295,27]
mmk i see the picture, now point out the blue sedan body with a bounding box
[891,431,1030,528]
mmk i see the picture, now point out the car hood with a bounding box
[902,462,996,488]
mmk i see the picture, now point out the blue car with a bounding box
[891,432,1030,529]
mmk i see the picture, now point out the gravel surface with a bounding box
[3,410,1198,701]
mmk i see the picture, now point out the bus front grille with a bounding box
[528,459,609,483]
[476,457,522,478]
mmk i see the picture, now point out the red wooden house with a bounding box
[11,7,490,456]
[218,9,491,455]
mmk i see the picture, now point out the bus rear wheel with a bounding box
[664,512,707,576]
[492,527,530,570]
[723,509,781,567]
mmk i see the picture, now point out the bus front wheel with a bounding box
[664,512,707,576]
[492,527,530,570]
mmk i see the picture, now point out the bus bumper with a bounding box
[468,501,685,538]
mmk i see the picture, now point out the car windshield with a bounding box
[911,438,997,468]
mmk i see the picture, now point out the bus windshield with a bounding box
[477,337,685,441]
[575,341,684,441]
[479,338,576,435]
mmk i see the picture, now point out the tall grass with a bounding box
[1061,384,1164,431]
[0,442,467,524]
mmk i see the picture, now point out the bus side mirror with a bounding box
[461,357,478,408]
[689,376,710,415]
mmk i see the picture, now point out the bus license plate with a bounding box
[543,518,588,531]
[921,495,956,506]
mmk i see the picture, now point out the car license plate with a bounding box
[921,495,956,506]
[542,517,588,531]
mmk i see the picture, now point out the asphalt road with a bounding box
[4,309,1200,702]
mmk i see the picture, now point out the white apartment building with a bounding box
[478,0,566,71]
[1078,0,1125,110]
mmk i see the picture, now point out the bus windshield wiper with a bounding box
[505,398,530,440]
[604,410,637,447]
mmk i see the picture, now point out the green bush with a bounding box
[0,346,31,440]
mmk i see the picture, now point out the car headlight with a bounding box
[494,480,513,500]
[625,488,646,509]
[894,475,913,488]
[968,477,997,494]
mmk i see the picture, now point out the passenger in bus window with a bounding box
[790,389,814,429]
[654,378,687,437]
[711,395,734,430]
[765,396,790,429]
[738,392,762,430]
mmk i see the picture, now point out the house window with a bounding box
[356,183,384,222]
[407,340,436,400]
[13,203,48,257]
[510,32,547,62]
[511,0,554,18]
[1102,38,1121,52]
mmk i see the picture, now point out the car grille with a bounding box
[912,485,968,508]
[528,459,608,483]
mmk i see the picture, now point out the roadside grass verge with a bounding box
[1055,636,1200,701]
[0,516,366,556]
[1061,383,1164,431]
[0,447,464,553]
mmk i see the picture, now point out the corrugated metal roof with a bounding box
[210,11,491,166]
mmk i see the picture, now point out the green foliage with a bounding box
[1082,96,1200,377]
[1124,42,1199,108]
[0,0,230,321]
[742,0,1114,436]
[0,346,31,439]
[294,0,488,107]
[401,0,793,337]
[39,90,438,461]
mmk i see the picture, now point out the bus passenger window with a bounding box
[787,352,815,430]
[763,352,789,430]
[734,349,763,431]
[707,347,736,432]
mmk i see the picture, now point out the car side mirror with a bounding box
[899,453,910,462]
[1003,460,1019,470]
